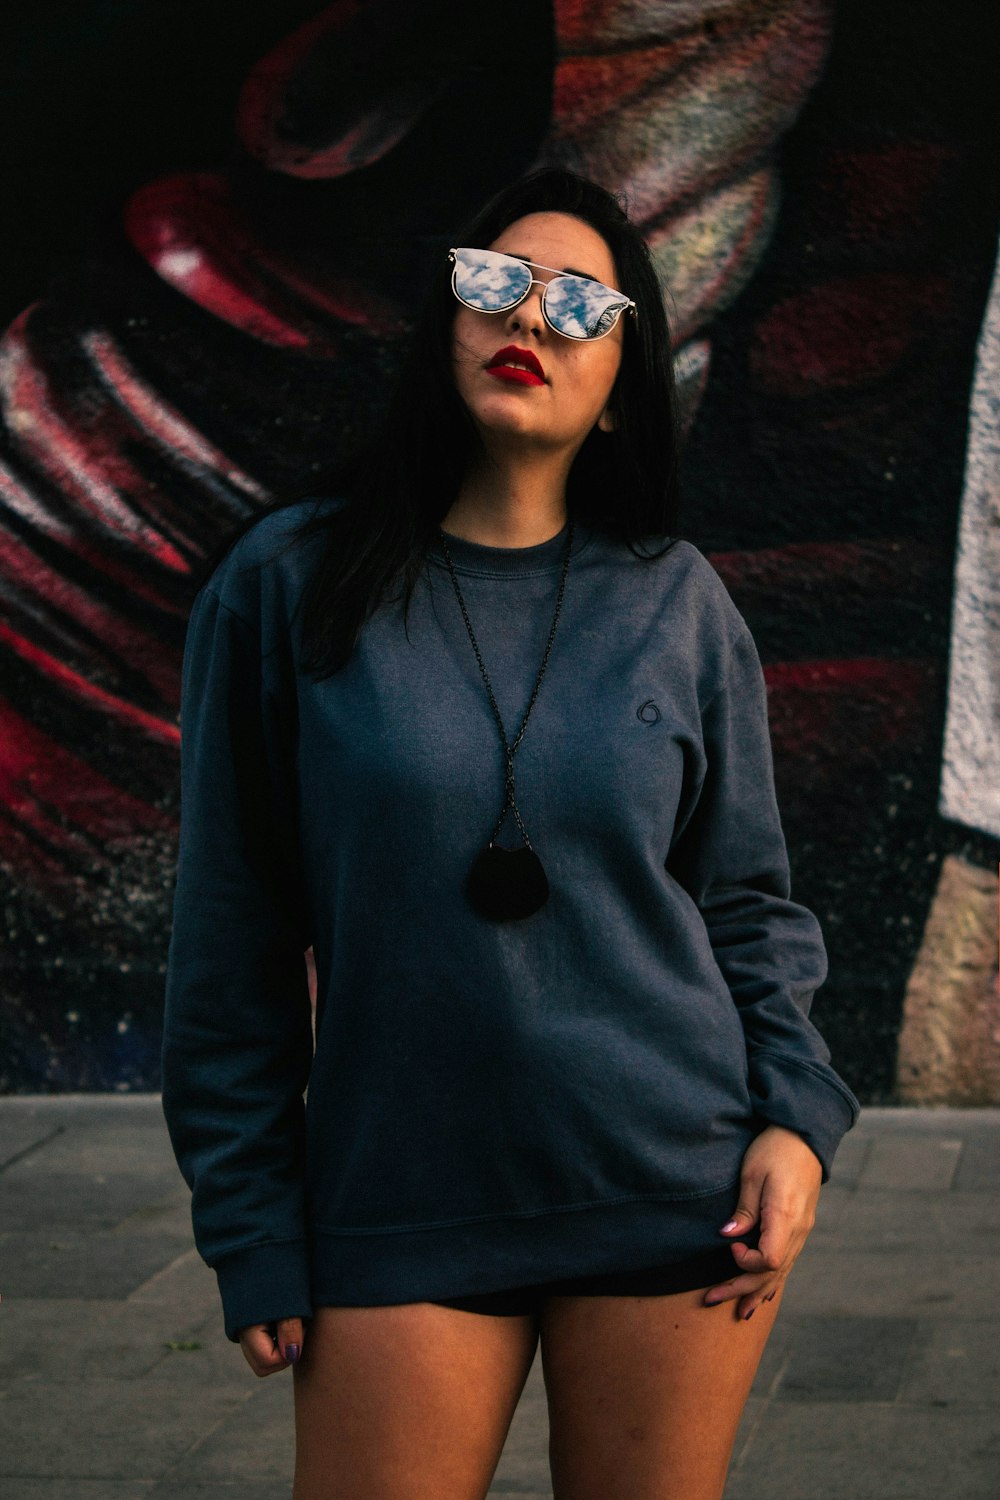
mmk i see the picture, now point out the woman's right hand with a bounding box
[238,1315,306,1376]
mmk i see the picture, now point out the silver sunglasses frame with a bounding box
[448,247,637,341]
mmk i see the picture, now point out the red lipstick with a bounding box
[485,344,545,385]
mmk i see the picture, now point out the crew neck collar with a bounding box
[428,518,594,577]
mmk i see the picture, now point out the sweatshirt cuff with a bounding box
[213,1238,313,1343]
[748,1049,861,1183]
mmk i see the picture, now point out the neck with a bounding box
[441,448,572,548]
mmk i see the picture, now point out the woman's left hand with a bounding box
[703,1122,823,1320]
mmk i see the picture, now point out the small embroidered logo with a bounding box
[637,700,661,724]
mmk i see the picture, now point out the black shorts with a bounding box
[429,1243,745,1316]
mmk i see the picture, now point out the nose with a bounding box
[504,280,546,338]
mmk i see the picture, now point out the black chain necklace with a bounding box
[438,517,575,921]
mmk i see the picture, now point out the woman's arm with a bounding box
[666,615,860,1317]
[667,622,860,1181]
[161,579,314,1349]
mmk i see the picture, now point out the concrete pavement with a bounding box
[0,1100,997,1499]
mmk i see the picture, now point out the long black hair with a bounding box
[196,166,681,678]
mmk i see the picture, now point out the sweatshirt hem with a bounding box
[310,1176,744,1236]
[306,1180,749,1308]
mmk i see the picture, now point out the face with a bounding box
[450,212,626,457]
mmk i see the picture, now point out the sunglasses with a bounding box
[448,246,637,341]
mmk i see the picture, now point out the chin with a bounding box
[471,401,543,434]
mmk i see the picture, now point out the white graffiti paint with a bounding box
[939,242,1000,839]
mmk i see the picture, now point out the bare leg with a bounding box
[540,1283,782,1500]
[291,1302,540,1500]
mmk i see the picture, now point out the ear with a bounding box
[597,404,616,433]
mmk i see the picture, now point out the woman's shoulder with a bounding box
[208,495,344,582]
[671,539,749,630]
[602,532,750,642]
[190,493,344,633]
[229,493,344,568]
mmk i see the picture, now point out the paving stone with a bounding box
[745,1315,796,1397]
[0,1165,181,1227]
[490,1350,553,1495]
[111,1197,193,1239]
[897,1319,1000,1407]
[858,1132,964,1191]
[783,1250,999,1320]
[854,1108,1000,1133]
[827,1127,871,1188]
[0,1229,195,1299]
[0,1095,163,1124]
[1,1099,998,1500]
[150,1486,292,1500]
[727,1401,1000,1499]
[807,1181,853,1236]
[147,1305,272,1391]
[0,1298,222,1385]
[723,1395,770,1491]
[21,1134,182,1175]
[0,1115,69,1169]
[953,1133,1000,1191]
[491,1482,554,1494]
[770,1315,920,1402]
[831,1187,1000,1248]
[0,1098,167,1140]
[0,1484,156,1499]
[157,1371,293,1485]
[125,1245,220,1316]
[0,1109,178,1173]
[0,1379,248,1480]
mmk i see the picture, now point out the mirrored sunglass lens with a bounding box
[545,276,629,338]
[454,249,530,311]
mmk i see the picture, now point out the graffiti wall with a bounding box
[1,0,998,1096]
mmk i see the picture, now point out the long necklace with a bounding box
[438,518,575,921]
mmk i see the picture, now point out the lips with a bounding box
[485,344,545,384]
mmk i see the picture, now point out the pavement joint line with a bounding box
[0,1123,67,1172]
[0,1093,164,1103]
[765,1349,793,1399]
[125,1247,202,1302]
[151,1384,260,1488]
[110,1197,191,1234]
[729,1392,772,1475]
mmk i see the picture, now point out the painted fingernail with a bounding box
[720,1220,739,1233]
[743,1307,756,1320]
[284,1343,300,1363]
[764,1291,776,1302]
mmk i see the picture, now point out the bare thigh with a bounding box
[540,1283,783,1500]
[291,1302,540,1500]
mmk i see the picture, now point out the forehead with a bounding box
[488,212,618,286]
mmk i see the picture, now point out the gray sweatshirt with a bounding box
[161,495,859,1342]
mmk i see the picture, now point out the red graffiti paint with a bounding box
[764,657,940,780]
[0,700,176,878]
[708,538,942,605]
[749,272,953,395]
[124,173,405,344]
[829,143,956,242]
[2,310,189,570]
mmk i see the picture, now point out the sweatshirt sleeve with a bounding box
[666,618,860,1181]
[161,580,315,1342]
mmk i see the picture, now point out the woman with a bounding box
[162,166,859,1500]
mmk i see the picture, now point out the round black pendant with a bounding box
[466,843,549,921]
